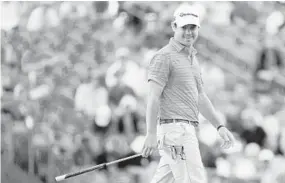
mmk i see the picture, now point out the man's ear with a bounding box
[171,22,176,32]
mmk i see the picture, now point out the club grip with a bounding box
[55,175,66,182]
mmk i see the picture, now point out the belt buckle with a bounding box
[193,121,199,127]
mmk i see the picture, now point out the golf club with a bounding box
[55,153,142,182]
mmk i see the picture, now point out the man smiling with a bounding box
[142,4,235,183]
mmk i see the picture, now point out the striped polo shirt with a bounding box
[148,37,204,122]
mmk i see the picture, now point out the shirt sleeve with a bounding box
[147,53,170,88]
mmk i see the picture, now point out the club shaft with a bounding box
[106,153,142,166]
[55,153,142,181]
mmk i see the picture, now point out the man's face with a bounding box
[173,24,199,46]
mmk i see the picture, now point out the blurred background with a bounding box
[1,1,285,183]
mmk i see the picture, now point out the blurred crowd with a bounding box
[1,2,285,183]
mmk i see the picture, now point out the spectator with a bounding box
[240,108,267,147]
[74,77,108,118]
[255,36,284,75]
[254,34,285,93]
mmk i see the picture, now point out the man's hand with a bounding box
[218,127,235,149]
[142,133,157,158]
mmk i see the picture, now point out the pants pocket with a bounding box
[157,134,165,150]
[164,131,185,146]
[160,124,185,146]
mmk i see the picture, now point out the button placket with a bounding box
[188,55,194,65]
[187,47,197,65]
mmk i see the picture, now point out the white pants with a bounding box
[150,122,208,183]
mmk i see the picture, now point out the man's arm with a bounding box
[198,91,223,128]
[146,81,164,134]
[142,53,170,157]
[142,80,164,157]
[198,90,235,148]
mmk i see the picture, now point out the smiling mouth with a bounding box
[185,38,193,41]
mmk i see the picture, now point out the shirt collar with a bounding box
[169,37,197,56]
[169,37,185,52]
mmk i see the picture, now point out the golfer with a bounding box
[142,4,235,183]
